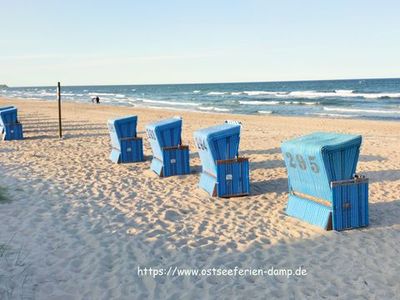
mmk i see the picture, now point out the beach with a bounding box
[0,96,399,299]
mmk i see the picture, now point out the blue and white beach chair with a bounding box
[108,115,144,163]
[281,132,369,231]
[146,117,190,177]
[194,122,250,197]
[0,107,23,141]
[0,106,14,133]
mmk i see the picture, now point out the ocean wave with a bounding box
[193,90,201,94]
[141,105,193,112]
[292,90,400,99]
[311,113,357,118]
[198,106,215,111]
[239,100,319,106]
[207,92,226,95]
[243,91,286,96]
[198,106,230,112]
[39,92,55,96]
[88,92,118,96]
[323,107,400,114]
[234,89,400,99]
[258,110,273,114]
[137,98,200,106]
[283,101,319,105]
[239,100,280,105]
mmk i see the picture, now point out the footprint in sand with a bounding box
[164,210,182,222]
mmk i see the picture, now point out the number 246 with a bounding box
[285,153,320,173]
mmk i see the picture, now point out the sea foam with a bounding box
[323,107,400,114]
[138,98,200,106]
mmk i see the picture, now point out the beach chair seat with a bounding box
[0,108,23,141]
[108,115,144,163]
[146,117,190,177]
[194,123,250,197]
[281,132,369,231]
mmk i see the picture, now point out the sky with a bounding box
[0,0,399,87]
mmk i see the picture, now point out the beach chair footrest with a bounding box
[286,194,332,230]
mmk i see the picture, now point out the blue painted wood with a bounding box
[199,172,217,196]
[146,117,190,177]
[194,124,249,197]
[194,124,240,177]
[286,194,332,229]
[120,138,144,163]
[281,132,369,231]
[332,181,369,231]
[0,108,23,141]
[107,115,144,163]
[281,132,361,202]
[216,159,250,197]
[3,123,23,140]
[162,146,190,177]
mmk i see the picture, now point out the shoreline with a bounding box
[2,96,400,123]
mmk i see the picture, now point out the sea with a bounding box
[1,78,400,120]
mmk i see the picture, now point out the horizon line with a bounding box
[4,76,400,88]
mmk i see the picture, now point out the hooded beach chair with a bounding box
[0,106,15,132]
[0,107,23,141]
[146,117,190,177]
[194,122,250,197]
[281,132,369,231]
[107,115,144,163]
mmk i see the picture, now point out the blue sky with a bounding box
[1,0,399,86]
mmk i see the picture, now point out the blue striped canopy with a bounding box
[281,132,362,202]
[194,124,241,176]
[107,115,138,150]
[146,118,182,161]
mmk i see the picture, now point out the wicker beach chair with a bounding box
[107,115,144,163]
[146,117,190,177]
[0,107,23,141]
[194,123,250,197]
[281,132,369,231]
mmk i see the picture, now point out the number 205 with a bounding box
[285,153,320,173]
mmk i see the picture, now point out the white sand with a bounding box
[0,97,399,299]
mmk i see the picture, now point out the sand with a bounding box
[0,97,399,299]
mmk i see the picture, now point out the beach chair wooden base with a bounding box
[2,123,23,141]
[109,137,144,163]
[286,176,369,231]
[150,145,190,177]
[199,157,250,198]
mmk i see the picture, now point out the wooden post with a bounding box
[57,82,62,138]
